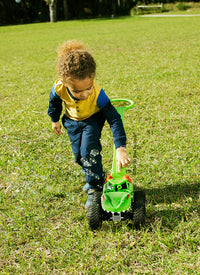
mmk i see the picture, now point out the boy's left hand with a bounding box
[116,147,131,172]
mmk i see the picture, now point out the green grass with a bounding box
[0,15,200,274]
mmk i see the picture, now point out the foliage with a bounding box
[176,2,191,10]
[0,0,134,25]
[133,1,200,15]
[0,16,200,274]
[1,1,200,25]
[0,0,49,25]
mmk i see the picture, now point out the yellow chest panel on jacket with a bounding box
[54,79,101,121]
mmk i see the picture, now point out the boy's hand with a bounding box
[52,121,63,135]
[116,147,131,172]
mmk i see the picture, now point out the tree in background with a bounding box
[44,0,57,22]
[0,0,49,25]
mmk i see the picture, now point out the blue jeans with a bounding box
[62,112,105,189]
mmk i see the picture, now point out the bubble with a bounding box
[83,168,95,177]
[81,157,92,167]
[82,169,86,175]
[90,149,99,157]
[90,158,97,165]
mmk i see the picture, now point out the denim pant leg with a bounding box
[80,113,105,188]
[62,115,82,166]
[62,113,105,188]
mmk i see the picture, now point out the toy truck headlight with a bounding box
[102,194,106,200]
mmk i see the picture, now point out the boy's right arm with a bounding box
[48,85,63,134]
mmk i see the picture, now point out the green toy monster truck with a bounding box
[88,99,146,230]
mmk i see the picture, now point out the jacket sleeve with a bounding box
[101,100,127,149]
[48,84,63,122]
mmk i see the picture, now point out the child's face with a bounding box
[67,77,94,100]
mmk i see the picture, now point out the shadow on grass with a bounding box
[144,181,200,230]
[145,181,200,205]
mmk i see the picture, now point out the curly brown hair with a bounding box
[57,40,96,82]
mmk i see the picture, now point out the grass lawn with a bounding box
[0,15,200,274]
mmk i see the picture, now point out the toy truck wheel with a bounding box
[132,191,146,229]
[88,191,102,231]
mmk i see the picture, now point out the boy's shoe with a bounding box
[85,189,95,210]
[83,183,93,192]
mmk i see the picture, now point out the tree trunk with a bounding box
[49,0,57,22]
[63,0,69,20]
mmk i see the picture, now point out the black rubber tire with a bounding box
[88,191,102,231]
[133,191,146,229]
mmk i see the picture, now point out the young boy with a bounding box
[48,40,131,208]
